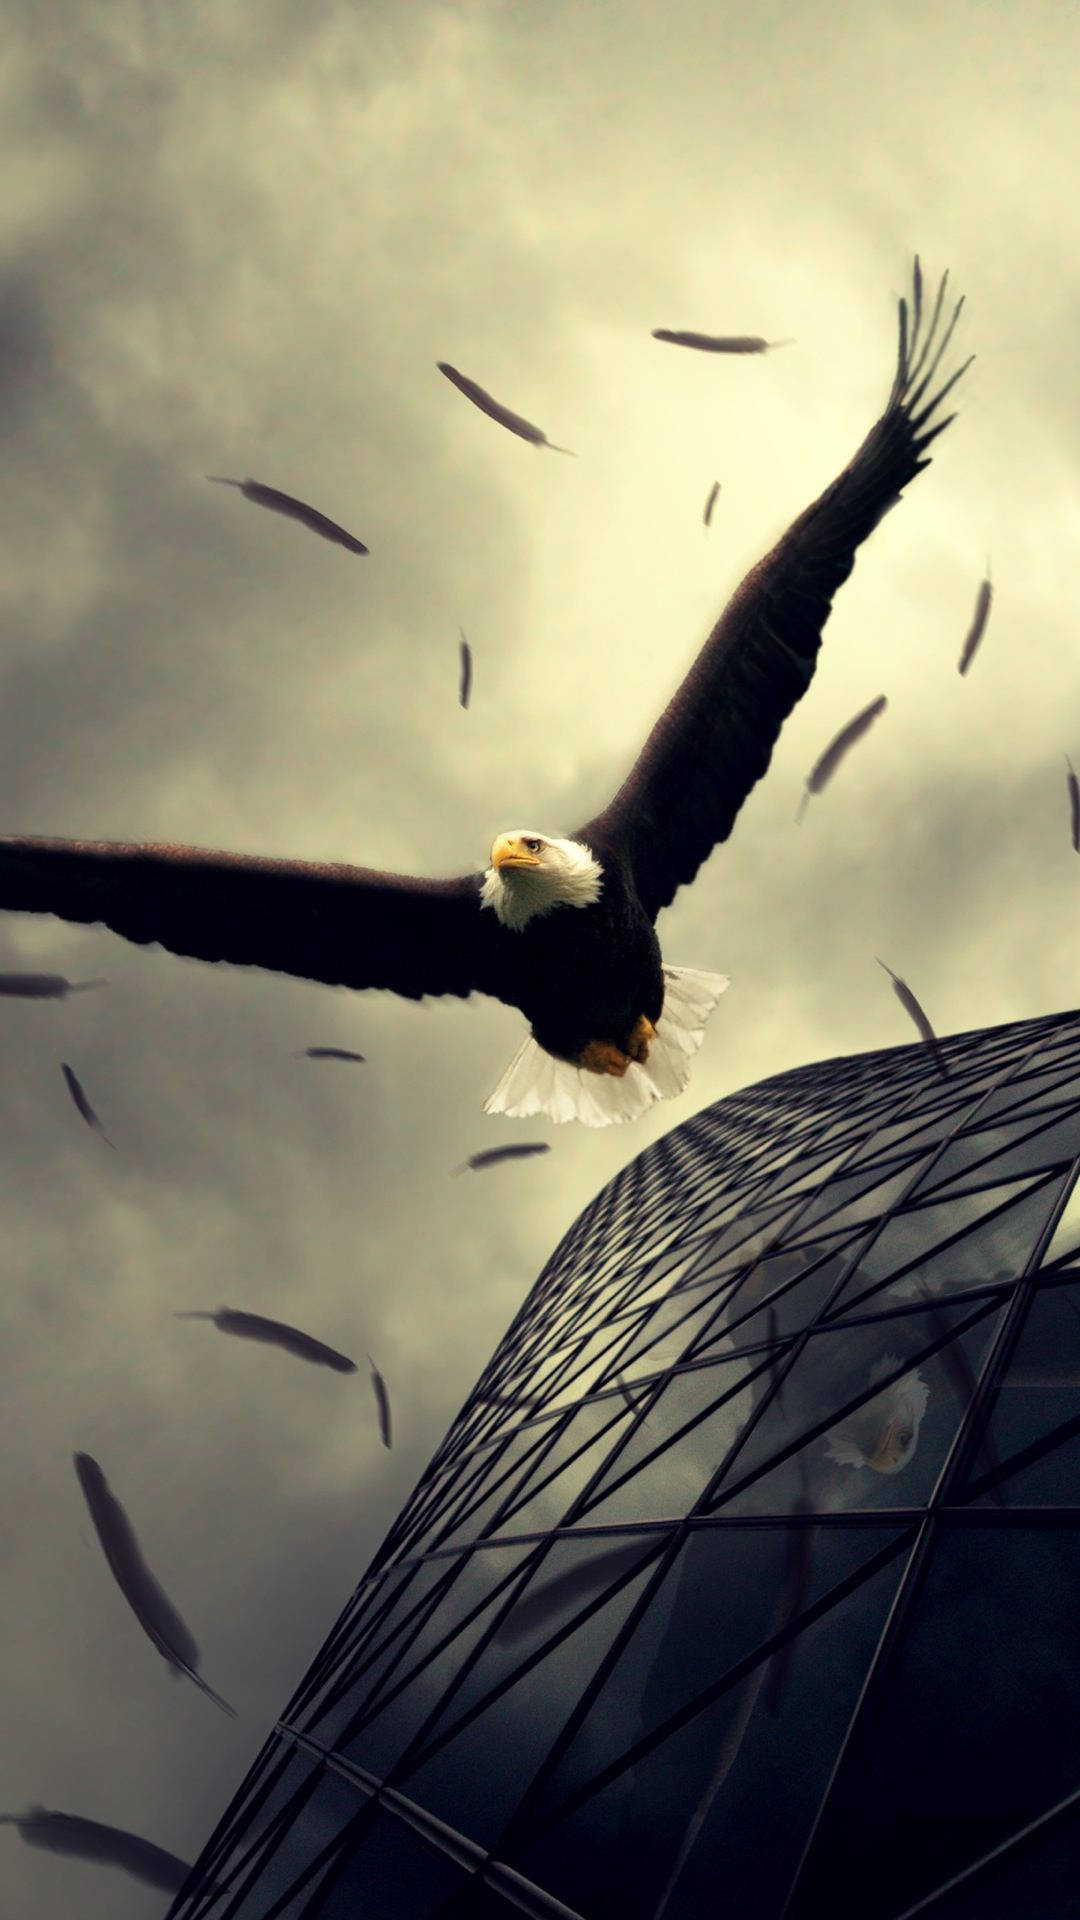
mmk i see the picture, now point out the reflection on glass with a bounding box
[500,1535,911,1920]
[712,1303,1004,1518]
[579,1360,756,1526]
[395,1551,658,1849]
[825,1355,930,1475]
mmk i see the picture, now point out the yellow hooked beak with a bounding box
[868,1420,911,1473]
[491,833,543,871]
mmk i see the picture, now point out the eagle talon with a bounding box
[577,1039,632,1078]
[627,1015,656,1063]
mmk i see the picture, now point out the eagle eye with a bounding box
[524,837,542,853]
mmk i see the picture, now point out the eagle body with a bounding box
[501,853,663,1065]
[0,259,972,1125]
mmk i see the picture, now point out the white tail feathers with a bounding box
[483,966,730,1127]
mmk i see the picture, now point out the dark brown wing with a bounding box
[576,260,972,920]
[0,838,522,1008]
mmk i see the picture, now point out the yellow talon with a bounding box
[577,1039,631,1077]
[627,1015,656,1063]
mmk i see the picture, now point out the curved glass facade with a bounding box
[169,1008,1080,1919]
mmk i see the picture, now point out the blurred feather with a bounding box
[369,1354,392,1448]
[1067,756,1080,854]
[957,565,993,675]
[206,476,368,553]
[876,959,950,1079]
[703,480,720,527]
[174,1307,357,1372]
[0,972,105,998]
[61,1062,116,1148]
[73,1453,236,1716]
[451,1142,551,1175]
[0,1806,194,1893]
[437,363,574,454]
[652,330,793,353]
[459,630,473,709]
[796,695,887,822]
[298,1046,366,1062]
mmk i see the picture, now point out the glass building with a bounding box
[169,1008,1080,1920]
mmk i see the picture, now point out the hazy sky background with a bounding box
[3,1,1080,1912]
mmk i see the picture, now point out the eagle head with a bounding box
[480,831,603,930]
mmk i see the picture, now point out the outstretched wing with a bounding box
[0,837,521,1007]
[575,259,972,920]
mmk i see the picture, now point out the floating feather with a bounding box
[957,564,993,675]
[73,1453,236,1716]
[651,330,793,354]
[1067,756,1080,854]
[368,1354,392,1448]
[206,477,368,554]
[297,1046,366,1063]
[451,1142,551,1175]
[459,630,473,709]
[703,480,720,527]
[174,1306,357,1373]
[796,694,888,822]
[0,1806,194,1894]
[61,1062,116,1148]
[437,364,574,455]
[0,973,105,998]
[876,959,950,1079]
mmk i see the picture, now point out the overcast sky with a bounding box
[3,1,1080,1913]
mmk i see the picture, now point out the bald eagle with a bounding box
[0,261,970,1126]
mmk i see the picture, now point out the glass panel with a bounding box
[216,1762,363,1919]
[702,1236,873,1356]
[336,1546,537,1780]
[501,1533,912,1920]
[393,1544,660,1848]
[493,1398,636,1537]
[604,1242,704,1319]
[313,1803,468,1917]
[430,1880,533,1919]
[710,1301,1005,1518]
[786,1525,1080,1919]
[974,1063,1080,1121]
[485,1531,667,1655]
[1037,1172,1080,1268]
[968,1427,1080,1509]
[607,1286,732,1385]
[576,1358,758,1526]
[959,1278,1080,1506]
[833,1177,1065,1311]
[794,1159,926,1236]
[526,1316,654,1413]
[926,1110,1080,1193]
[300,1561,465,1743]
[860,1180,1043,1284]
[424,1416,571,1558]
[681,1193,811,1279]
[904,1795,1080,1920]
[909,1123,1028,1196]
